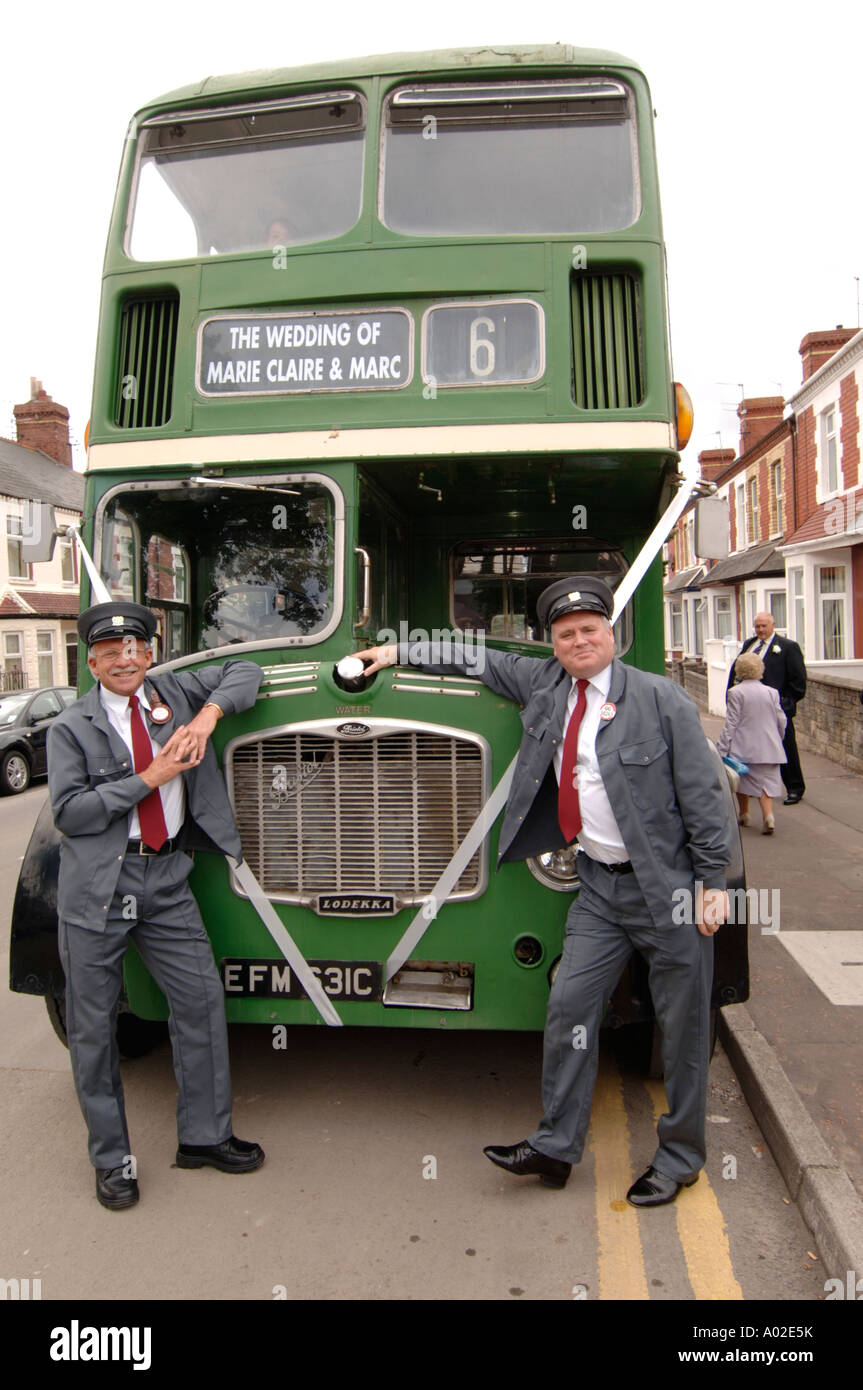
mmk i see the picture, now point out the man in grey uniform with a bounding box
[48,601,264,1209]
[358,577,733,1206]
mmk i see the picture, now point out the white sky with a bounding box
[1,0,860,471]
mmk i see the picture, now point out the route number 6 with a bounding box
[469,316,496,377]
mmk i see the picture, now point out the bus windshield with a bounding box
[97,478,337,661]
[128,93,365,259]
[382,79,639,235]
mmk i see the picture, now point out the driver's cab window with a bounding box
[98,480,337,658]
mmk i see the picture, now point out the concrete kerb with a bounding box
[719,1002,863,1282]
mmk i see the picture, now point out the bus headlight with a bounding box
[526,847,580,892]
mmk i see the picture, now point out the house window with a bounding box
[37,631,55,686]
[60,538,78,584]
[746,476,759,545]
[6,516,33,581]
[767,590,787,631]
[746,590,758,634]
[695,599,706,656]
[820,407,839,496]
[670,601,683,648]
[714,594,733,639]
[818,565,846,660]
[2,632,24,689]
[789,567,805,655]
[65,631,78,686]
[735,483,746,551]
[769,460,784,535]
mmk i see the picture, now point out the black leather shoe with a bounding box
[96,1167,139,1210]
[626,1165,698,1207]
[783,792,803,805]
[483,1140,571,1188]
[176,1135,264,1173]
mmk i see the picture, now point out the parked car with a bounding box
[0,687,76,794]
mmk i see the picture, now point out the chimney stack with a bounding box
[13,379,73,467]
[698,448,736,482]
[737,396,784,458]
[799,327,857,383]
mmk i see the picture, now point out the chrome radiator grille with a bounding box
[229,724,486,904]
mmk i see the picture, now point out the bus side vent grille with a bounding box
[115,294,179,428]
[571,272,644,409]
[231,727,485,906]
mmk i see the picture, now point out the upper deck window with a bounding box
[128,93,365,260]
[382,79,639,236]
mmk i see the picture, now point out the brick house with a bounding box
[664,397,792,661]
[663,328,863,768]
[665,327,863,675]
[781,328,862,672]
[0,381,84,691]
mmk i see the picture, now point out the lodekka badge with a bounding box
[599,701,616,722]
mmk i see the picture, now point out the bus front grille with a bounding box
[229,724,487,906]
[115,293,179,428]
[571,271,643,409]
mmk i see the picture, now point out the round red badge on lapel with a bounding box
[148,703,172,724]
[599,701,616,722]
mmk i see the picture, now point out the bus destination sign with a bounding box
[197,309,413,395]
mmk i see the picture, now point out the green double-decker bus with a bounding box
[12,45,747,1042]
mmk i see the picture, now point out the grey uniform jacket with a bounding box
[47,660,262,931]
[398,642,734,931]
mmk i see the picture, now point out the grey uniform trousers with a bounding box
[527,854,714,1181]
[58,848,233,1169]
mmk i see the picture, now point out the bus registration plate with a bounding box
[221,958,382,1001]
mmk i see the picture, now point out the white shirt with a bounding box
[99,683,185,839]
[553,663,628,864]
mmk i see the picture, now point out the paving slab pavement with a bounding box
[701,711,863,1280]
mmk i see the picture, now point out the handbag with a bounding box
[722,754,750,776]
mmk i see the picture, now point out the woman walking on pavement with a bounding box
[717,651,787,835]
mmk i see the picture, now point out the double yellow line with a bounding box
[588,1056,743,1300]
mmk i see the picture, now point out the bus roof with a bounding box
[139,44,646,114]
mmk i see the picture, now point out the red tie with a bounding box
[129,694,169,851]
[558,678,589,844]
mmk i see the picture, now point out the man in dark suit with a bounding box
[727,612,806,803]
[48,601,265,1209]
[357,576,734,1207]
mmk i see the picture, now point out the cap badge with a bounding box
[567,591,581,603]
[111,615,124,626]
[599,701,616,722]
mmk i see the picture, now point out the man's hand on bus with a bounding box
[182,702,223,761]
[353,644,398,675]
[696,886,728,937]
